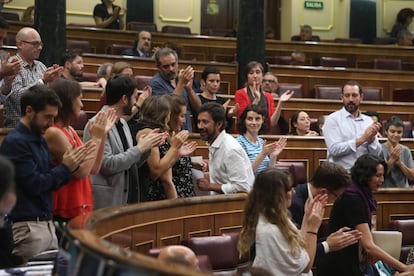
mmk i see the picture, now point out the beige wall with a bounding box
[282,0,414,40]
[4,0,413,38]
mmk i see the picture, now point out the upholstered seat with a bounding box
[275,161,307,185]
[71,110,89,131]
[278,83,303,98]
[389,219,414,262]
[392,88,414,102]
[66,39,92,53]
[134,75,152,90]
[82,72,98,82]
[373,58,402,70]
[126,21,157,32]
[106,44,132,55]
[273,55,292,65]
[363,87,382,101]
[0,11,19,21]
[161,25,191,35]
[320,57,348,67]
[182,235,239,273]
[314,85,342,99]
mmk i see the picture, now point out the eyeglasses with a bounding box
[262,79,276,83]
[20,40,43,47]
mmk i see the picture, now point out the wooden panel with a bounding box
[157,220,184,247]
[132,224,157,253]
[108,230,132,250]
[184,216,214,239]
[214,212,243,235]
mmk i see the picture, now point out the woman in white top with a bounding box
[238,168,326,275]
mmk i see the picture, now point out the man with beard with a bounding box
[4,27,62,128]
[148,47,201,131]
[196,102,254,194]
[83,74,166,209]
[61,49,99,87]
[121,30,154,58]
[323,81,382,172]
[0,85,87,262]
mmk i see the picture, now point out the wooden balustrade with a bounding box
[66,190,414,274]
[6,22,414,67]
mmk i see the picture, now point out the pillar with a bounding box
[35,0,66,66]
[236,0,265,88]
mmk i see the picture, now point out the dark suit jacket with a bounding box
[289,183,326,259]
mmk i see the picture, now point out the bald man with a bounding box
[158,245,199,270]
[3,27,62,128]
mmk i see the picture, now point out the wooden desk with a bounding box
[268,65,414,101]
[66,190,414,274]
[6,22,414,68]
[82,53,238,96]
[190,134,414,182]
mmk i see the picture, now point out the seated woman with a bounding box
[317,154,414,275]
[380,116,414,188]
[236,105,286,175]
[390,8,414,38]
[235,61,294,134]
[238,168,326,275]
[290,110,319,136]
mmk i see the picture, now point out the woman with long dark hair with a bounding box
[318,154,414,275]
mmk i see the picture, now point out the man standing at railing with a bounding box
[148,47,201,132]
[3,27,61,128]
[323,81,382,172]
[196,102,254,194]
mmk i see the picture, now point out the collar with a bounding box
[339,106,363,120]
[306,183,314,200]
[15,121,42,142]
[209,130,226,149]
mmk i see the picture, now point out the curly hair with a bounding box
[238,168,304,258]
[351,154,387,188]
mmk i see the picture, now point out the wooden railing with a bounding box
[66,190,414,274]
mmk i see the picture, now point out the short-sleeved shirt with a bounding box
[317,193,369,276]
[93,3,121,30]
[380,143,414,188]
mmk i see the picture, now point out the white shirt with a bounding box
[254,215,312,276]
[208,130,254,194]
[323,107,381,172]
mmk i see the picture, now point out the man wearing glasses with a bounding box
[148,47,201,131]
[3,27,62,128]
[289,162,362,265]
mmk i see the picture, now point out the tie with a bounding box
[115,121,129,151]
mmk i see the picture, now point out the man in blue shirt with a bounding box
[0,85,87,262]
[148,47,201,131]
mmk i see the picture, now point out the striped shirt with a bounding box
[236,134,269,174]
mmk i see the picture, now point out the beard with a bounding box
[29,114,45,135]
[344,102,359,114]
[166,71,177,80]
[122,101,133,116]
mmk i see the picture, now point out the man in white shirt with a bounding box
[323,81,382,172]
[197,102,254,194]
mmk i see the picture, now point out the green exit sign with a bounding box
[304,1,324,9]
